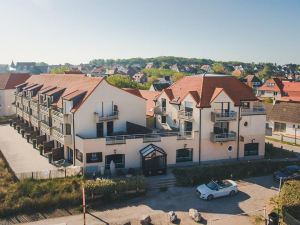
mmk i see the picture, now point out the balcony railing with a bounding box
[241,107,266,116]
[52,109,72,124]
[16,95,23,105]
[40,120,52,135]
[30,100,39,111]
[178,110,193,120]
[23,112,31,122]
[211,110,237,122]
[210,131,236,142]
[52,127,72,146]
[16,108,23,117]
[177,131,193,140]
[31,115,40,128]
[105,131,183,145]
[40,105,50,116]
[154,106,167,115]
[94,111,119,122]
[23,98,30,107]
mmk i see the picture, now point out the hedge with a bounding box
[280,180,300,222]
[173,160,300,186]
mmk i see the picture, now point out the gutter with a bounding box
[198,108,202,164]
[72,111,76,166]
[236,106,241,160]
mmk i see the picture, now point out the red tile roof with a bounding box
[20,74,104,112]
[159,75,257,107]
[123,88,159,116]
[0,73,30,90]
[258,78,284,93]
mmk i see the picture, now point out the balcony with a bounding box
[30,100,39,111]
[16,95,23,105]
[40,120,52,135]
[52,110,72,124]
[52,127,72,146]
[31,115,40,128]
[177,131,193,140]
[211,110,237,122]
[94,111,119,122]
[154,106,167,115]
[241,107,266,116]
[178,110,193,121]
[40,105,50,116]
[23,112,31,122]
[16,107,23,117]
[210,131,236,142]
[23,98,30,107]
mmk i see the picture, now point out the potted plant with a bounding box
[32,139,37,148]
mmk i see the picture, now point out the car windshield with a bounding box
[206,181,218,190]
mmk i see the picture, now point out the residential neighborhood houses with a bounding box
[0,58,299,225]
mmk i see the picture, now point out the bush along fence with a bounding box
[172,160,300,186]
[85,176,146,201]
[0,175,146,218]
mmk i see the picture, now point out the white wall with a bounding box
[74,80,146,138]
[0,89,15,116]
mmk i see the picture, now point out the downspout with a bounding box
[236,106,241,160]
[72,111,76,166]
[198,108,202,164]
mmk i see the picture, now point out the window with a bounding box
[86,152,102,163]
[228,146,233,151]
[105,154,125,168]
[65,124,71,135]
[244,143,259,156]
[274,122,286,132]
[298,125,300,129]
[244,121,248,127]
[176,148,193,163]
[75,149,83,162]
[242,102,250,109]
[161,115,166,124]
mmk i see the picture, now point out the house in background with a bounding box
[132,72,147,83]
[0,64,9,73]
[0,73,30,116]
[149,82,170,91]
[265,101,300,138]
[257,78,300,101]
[240,75,262,92]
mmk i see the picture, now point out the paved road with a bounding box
[21,175,279,225]
[0,124,56,173]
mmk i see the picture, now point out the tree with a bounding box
[106,75,149,90]
[212,63,226,74]
[50,66,70,74]
[258,63,275,79]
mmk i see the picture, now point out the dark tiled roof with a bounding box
[268,101,300,124]
[151,83,170,91]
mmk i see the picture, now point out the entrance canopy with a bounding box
[140,144,167,176]
[140,144,166,158]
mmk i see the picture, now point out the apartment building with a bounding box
[13,74,266,175]
[0,73,30,116]
[154,75,266,162]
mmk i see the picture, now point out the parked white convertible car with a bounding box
[196,180,238,200]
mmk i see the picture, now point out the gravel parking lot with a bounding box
[22,175,279,225]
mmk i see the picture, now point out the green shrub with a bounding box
[265,143,297,159]
[173,161,300,186]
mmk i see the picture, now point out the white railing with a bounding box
[211,110,237,122]
[23,112,30,121]
[16,108,23,117]
[177,131,193,140]
[40,105,50,115]
[178,110,193,120]
[105,131,181,145]
[210,131,236,142]
[40,120,51,135]
[154,106,167,115]
[241,107,266,116]
[95,111,119,122]
[52,127,72,146]
[31,116,40,127]
[30,101,39,111]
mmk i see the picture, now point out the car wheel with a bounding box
[229,190,236,196]
[207,194,214,201]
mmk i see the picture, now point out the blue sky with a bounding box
[0,0,299,64]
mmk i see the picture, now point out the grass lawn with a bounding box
[266,136,300,147]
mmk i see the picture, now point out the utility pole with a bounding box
[82,185,86,225]
[294,127,297,145]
